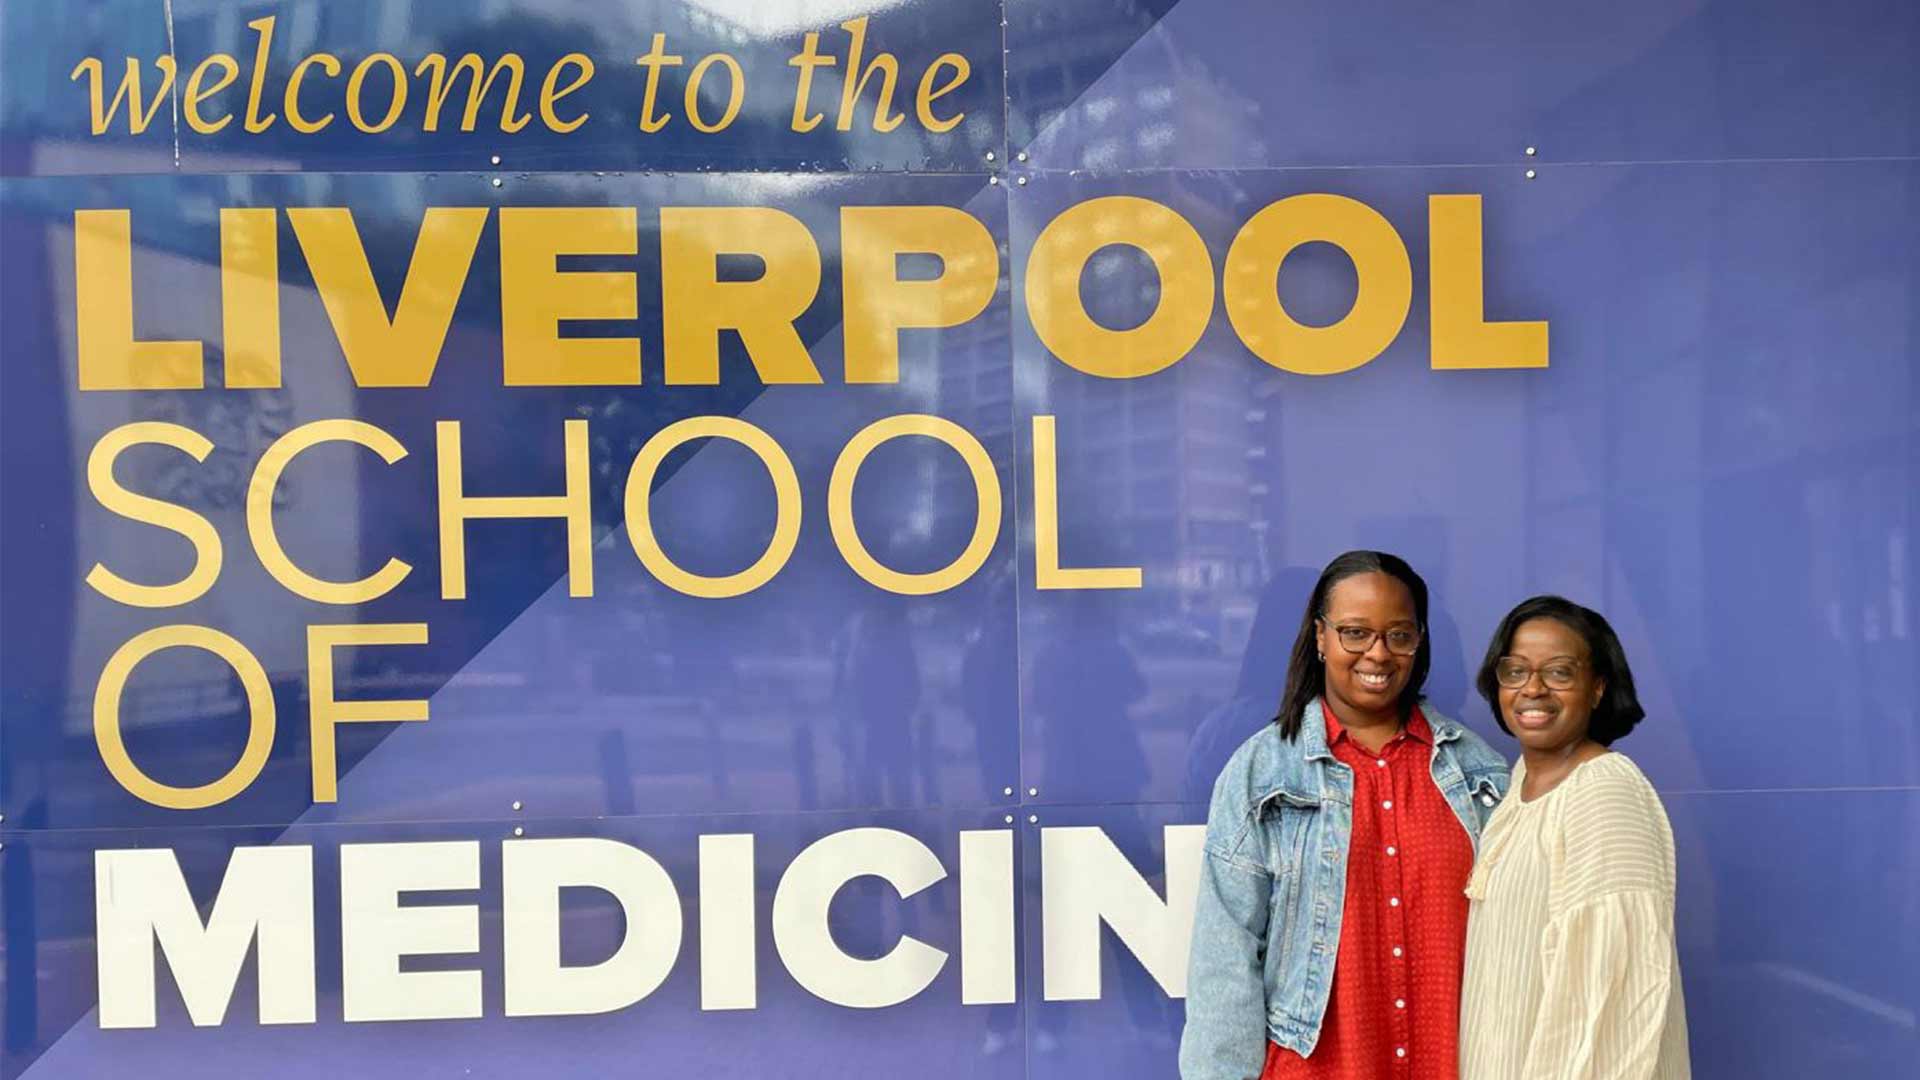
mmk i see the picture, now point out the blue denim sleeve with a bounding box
[1178,764,1272,1080]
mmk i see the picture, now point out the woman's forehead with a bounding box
[1509,617,1590,656]
[1324,572,1416,617]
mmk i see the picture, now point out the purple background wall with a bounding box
[2,0,1915,1076]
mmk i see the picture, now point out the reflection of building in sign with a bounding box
[932,258,1013,542]
[1016,7,1270,637]
[143,352,296,511]
[1014,0,1259,169]
[0,4,164,128]
[1246,379,1283,573]
[1013,9,1144,138]
[168,0,505,59]
[1021,178,1262,635]
[1055,356,1266,633]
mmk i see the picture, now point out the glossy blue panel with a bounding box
[1667,789,1920,1074]
[3,0,1006,177]
[1019,804,1198,1080]
[1009,0,1920,168]
[0,2,1915,1078]
[0,169,1018,831]
[1010,162,1919,805]
[0,0,177,175]
[0,810,1026,1078]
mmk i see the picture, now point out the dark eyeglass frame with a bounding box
[1319,619,1422,656]
[1494,657,1587,690]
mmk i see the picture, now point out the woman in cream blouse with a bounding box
[1458,596,1690,1079]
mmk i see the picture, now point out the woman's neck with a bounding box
[1520,739,1605,800]
[1334,699,1404,753]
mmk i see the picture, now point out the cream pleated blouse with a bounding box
[1458,752,1690,1079]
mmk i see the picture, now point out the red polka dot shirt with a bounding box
[1262,703,1475,1080]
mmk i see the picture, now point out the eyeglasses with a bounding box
[1322,621,1422,656]
[1494,658,1584,690]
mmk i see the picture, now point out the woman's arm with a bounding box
[1518,891,1678,1079]
[1178,774,1275,1080]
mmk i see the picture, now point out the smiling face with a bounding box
[1315,571,1419,726]
[1497,617,1606,754]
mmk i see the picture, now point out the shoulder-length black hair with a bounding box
[1274,550,1430,740]
[1475,595,1645,745]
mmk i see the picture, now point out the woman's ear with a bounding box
[1590,677,1607,710]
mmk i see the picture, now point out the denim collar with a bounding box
[1255,696,1467,809]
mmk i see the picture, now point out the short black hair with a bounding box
[1475,595,1645,746]
[1275,551,1430,740]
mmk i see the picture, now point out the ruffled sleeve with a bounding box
[1519,890,1678,1079]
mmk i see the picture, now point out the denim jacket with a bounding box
[1179,698,1511,1080]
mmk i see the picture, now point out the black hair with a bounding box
[1475,595,1645,746]
[1274,550,1430,740]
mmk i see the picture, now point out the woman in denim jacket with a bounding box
[1181,551,1510,1080]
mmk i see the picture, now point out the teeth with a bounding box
[1358,672,1389,686]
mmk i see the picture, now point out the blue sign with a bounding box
[1,2,1915,1078]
